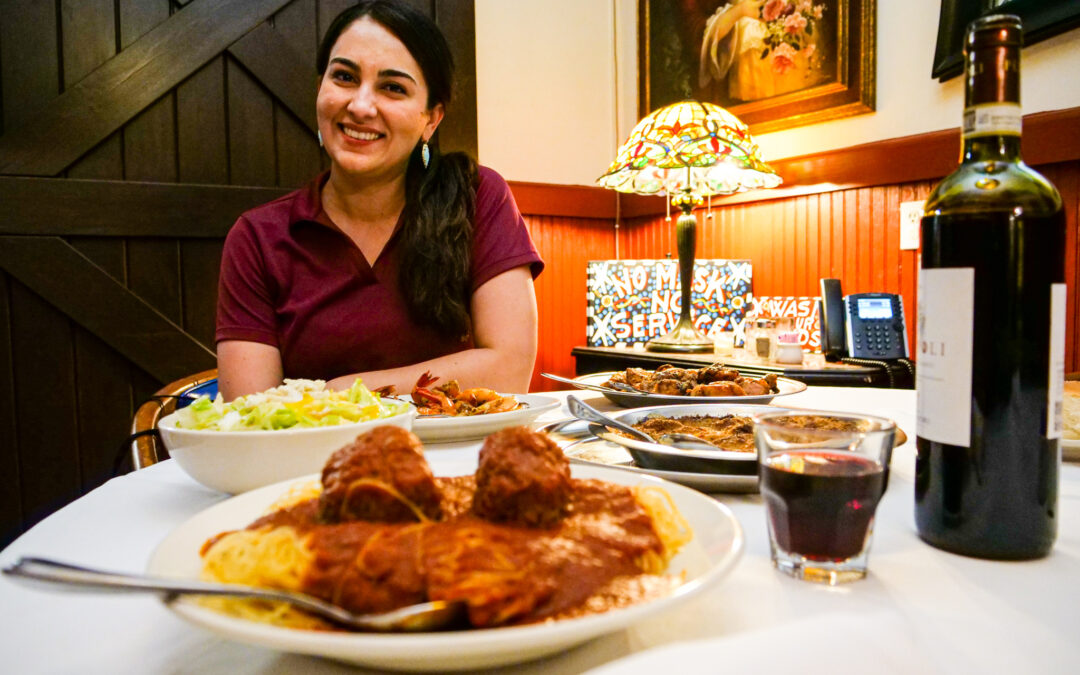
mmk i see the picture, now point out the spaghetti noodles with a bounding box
[199,426,693,630]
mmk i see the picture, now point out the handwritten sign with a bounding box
[752,296,822,352]
[586,260,753,348]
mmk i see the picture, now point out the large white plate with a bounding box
[563,438,758,494]
[410,393,560,443]
[146,462,744,672]
[573,372,807,408]
[1063,438,1080,462]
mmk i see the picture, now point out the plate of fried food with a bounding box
[388,372,559,443]
[569,365,807,408]
[148,426,744,671]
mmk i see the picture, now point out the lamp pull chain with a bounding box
[707,193,713,219]
[665,195,671,222]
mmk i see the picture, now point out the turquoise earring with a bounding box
[421,141,430,169]
[317,130,323,147]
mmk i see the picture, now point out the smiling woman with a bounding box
[215,0,544,402]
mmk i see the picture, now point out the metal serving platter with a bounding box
[592,404,793,474]
[570,372,807,409]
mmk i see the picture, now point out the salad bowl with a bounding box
[158,380,415,494]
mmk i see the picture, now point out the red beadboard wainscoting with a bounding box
[512,107,1080,391]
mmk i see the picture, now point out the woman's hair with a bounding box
[318,0,477,339]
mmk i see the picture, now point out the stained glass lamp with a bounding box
[597,100,782,352]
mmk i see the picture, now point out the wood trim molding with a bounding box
[0,236,216,382]
[0,177,287,236]
[508,181,620,220]
[515,106,1080,218]
[714,106,1080,207]
[0,0,292,176]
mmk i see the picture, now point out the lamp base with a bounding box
[646,323,714,353]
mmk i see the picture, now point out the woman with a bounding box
[215,0,542,400]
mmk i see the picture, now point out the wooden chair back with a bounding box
[130,368,218,469]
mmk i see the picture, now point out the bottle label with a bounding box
[916,268,974,447]
[1048,283,1066,439]
[963,103,1022,138]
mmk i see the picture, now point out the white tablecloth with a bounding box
[1,387,1077,674]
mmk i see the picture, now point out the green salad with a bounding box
[174,378,408,431]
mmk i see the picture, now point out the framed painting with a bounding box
[932,0,1080,81]
[638,0,876,134]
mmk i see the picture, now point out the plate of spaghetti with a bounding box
[147,426,744,671]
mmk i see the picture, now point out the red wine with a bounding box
[915,15,1065,559]
[761,452,885,561]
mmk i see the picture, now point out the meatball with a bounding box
[318,426,443,523]
[472,426,571,528]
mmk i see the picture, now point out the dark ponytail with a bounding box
[318,0,476,337]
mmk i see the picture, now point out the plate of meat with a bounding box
[382,372,560,443]
[570,366,807,408]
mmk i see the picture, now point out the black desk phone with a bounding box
[819,279,909,361]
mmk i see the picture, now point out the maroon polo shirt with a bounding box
[215,167,543,381]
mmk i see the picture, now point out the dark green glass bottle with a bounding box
[914,15,1066,559]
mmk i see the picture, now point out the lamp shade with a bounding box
[597,100,781,197]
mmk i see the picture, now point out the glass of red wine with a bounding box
[753,410,896,585]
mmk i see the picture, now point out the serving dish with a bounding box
[158,407,417,494]
[572,372,807,408]
[593,404,792,474]
[410,393,560,443]
[147,461,744,672]
[562,438,758,493]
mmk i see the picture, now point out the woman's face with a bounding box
[317,17,443,183]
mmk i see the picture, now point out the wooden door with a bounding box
[0,0,477,547]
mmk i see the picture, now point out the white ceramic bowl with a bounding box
[158,407,418,494]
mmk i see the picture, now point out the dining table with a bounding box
[1,385,1077,674]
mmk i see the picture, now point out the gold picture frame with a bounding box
[639,0,876,134]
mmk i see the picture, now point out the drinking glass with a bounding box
[753,410,896,585]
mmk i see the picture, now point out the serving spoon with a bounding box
[540,373,647,395]
[2,557,466,632]
[566,395,658,444]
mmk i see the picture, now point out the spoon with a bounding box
[2,557,466,632]
[541,373,648,396]
[565,395,656,444]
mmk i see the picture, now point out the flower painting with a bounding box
[640,0,875,133]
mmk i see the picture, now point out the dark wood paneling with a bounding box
[0,0,293,176]
[0,177,287,236]
[177,58,230,184]
[0,237,216,382]
[228,22,318,134]
[271,0,323,188]
[61,0,116,86]
[435,0,478,158]
[9,280,81,532]
[227,58,278,186]
[118,0,170,49]
[273,0,319,65]
[0,0,58,134]
[0,272,22,544]
[181,239,226,348]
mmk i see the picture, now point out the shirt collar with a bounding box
[287,170,337,231]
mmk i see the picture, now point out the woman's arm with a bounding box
[217,340,284,401]
[327,265,538,394]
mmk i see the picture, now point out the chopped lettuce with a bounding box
[173,378,407,431]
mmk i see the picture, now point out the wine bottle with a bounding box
[914,14,1066,559]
